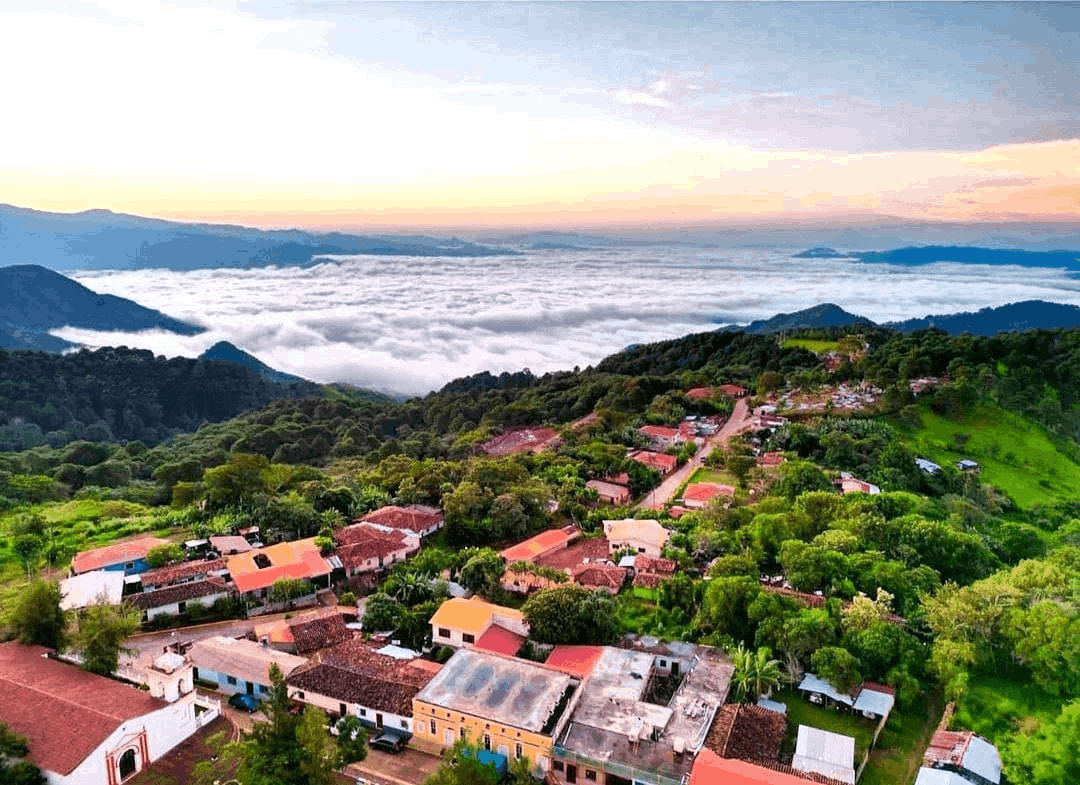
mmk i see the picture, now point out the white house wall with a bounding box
[46,700,198,785]
[144,591,230,621]
[288,687,413,733]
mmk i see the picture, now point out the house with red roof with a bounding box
[686,387,717,400]
[570,562,627,594]
[225,537,333,601]
[358,504,445,538]
[71,537,170,576]
[627,449,678,475]
[638,425,687,450]
[719,384,750,398]
[334,523,419,578]
[252,607,355,655]
[500,526,581,564]
[0,642,204,785]
[682,482,736,509]
[691,751,825,785]
[585,479,631,505]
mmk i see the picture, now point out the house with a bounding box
[631,555,677,590]
[704,702,787,766]
[956,459,980,473]
[472,624,527,657]
[603,518,672,559]
[852,682,896,721]
[334,523,419,578]
[128,577,233,622]
[682,482,735,508]
[585,479,632,505]
[638,425,686,450]
[286,638,440,733]
[719,384,749,398]
[756,451,787,468]
[138,558,228,591]
[59,570,126,611]
[791,725,856,785]
[796,673,854,709]
[252,607,354,655]
[690,751,822,785]
[501,526,581,564]
[208,535,252,555]
[0,642,204,785]
[917,729,1001,785]
[359,504,446,538]
[551,644,732,785]
[916,458,942,474]
[569,562,627,594]
[412,648,579,774]
[225,538,333,602]
[188,635,307,698]
[543,645,604,680]
[686,387,716,400]
[429,596,528,649]
[834,472,881,495]
[71,537,170,576]
[628,449,679,476]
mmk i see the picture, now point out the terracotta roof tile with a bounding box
[571,562,626,590]
[474,624,526,657]
[0,643,163,775]
[534,537,610,571]
[481,428,560,456]
[226,538,330,594]
[129,577,230,610]
[358,505,444,535]
[501,526,580,563]
[705,703,787,764]
[140,558,227,588]
[71,537,169,574]
[289,611,355,654]
[544,645,604,679]
[628,449,678,473]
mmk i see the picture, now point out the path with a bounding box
[638,397,752,509]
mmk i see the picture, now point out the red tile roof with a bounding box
[923,729,974,768]
[759,584,828,608]
[0,643,163,775]
[628,450,678,473]
[686,387,717,400]
[128,577,230,610]
[257,608,356,654]
[226,538,330,594]
[705,703,786,765]
[335,524,412,571]
[534,537,610,571]
[691,752,840,785]
[585,479,631,502]
[139,558,227,588]
[358,505,444,535]
[639,425,681,439]
[571,562,626,591]
[71,536,169,574]
[719,384,749,397]
[632,572,664,589]
[473,624,526,657]
[634,555,676,575]
[501,526,580,563]
[544,645,603,679]
[684,482,736,503]
[757,452,786,467]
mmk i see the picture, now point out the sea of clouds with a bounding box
[56,248,1080,396]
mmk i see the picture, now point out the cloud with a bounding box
[52,249,1080,396]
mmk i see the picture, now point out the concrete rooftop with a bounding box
[414,648,575,734]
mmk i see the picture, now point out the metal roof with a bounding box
[797,673,853,706]
[792,725,856,785]
[914,769,973,785]
[756,697,787,715]
[962,735,1002,784]
[853,687,895,717]
[59,570,125,610]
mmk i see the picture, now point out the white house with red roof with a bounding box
[0,642,205,785]
[334,523,419,577]
[358,504,445,538]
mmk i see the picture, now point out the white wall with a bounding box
[47,699,198,785]
[144,591,230,621]
[288,687,413,732]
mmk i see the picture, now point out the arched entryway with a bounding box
[118,748,138,780]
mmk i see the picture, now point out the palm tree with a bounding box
[729,644,784,703]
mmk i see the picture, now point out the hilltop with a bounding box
[197,341,306,385]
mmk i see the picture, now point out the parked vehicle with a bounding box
[369,732,407,754]
[228,693,260,713]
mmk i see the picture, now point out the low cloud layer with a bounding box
[59,250,1080,395]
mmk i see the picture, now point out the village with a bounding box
[0,381,992,785]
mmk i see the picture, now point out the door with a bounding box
[566,764,578,784]
[376,713,384,729]
[119,749,138,780]
[671,661,680,677]
[444,729,455,746]
[246,681,255,696]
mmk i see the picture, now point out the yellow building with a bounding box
[411,648,580,775]
[428,596,528,648]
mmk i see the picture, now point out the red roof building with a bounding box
[686,387,717,400]
[0,642,200,782]
[691,751,831,785]
[570,562,627,593]
[71,536,169,575]
[757,451,787,467]
[628,449,678,475]
[335,524,418,576]
[226,538,332,597]
[586,479,632,505]
[682,482,736,508]
[500,526,580,564]
[639,425,685,447]
[473,624,527,657]
[719,384,750,398]
[359,504,445,537]
[544,645,603,679]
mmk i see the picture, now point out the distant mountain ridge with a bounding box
[197,341,306,385]
[0,264,203,351]
[718,300,1080,337]
[791,245,1080,269]
[0,203,516,271]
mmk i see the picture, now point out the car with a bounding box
[228,693,260,713]
[368,732,407,754]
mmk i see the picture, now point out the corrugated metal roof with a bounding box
[914,768,972,785]
[853,687,895,717]
[963,735,1002,784]
[792,725,855,785]
[797,673,854,706]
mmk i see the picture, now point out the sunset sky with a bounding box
[3,1,1078,230]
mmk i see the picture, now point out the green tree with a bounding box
[0,722,47,785]
[522,585,618,645]
[203,452,270,508]
[231,663,340,785]
[334,715,368,766]
[810,646,862,694]
[1004,699,1080,785]
[729,644,785,703]
[5,580,67,651]
[269,577,311,605]
[423,738,501,785]
[145,542,184,568]
[71,600,141,675]
[12,535,43,580]
[458,549,505,597]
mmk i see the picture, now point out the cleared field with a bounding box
[782,338,842,354]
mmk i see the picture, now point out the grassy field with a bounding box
[782,338,842,354]
[951,671,1066,745]
[687,466,738,486]
[897,402,1080,509]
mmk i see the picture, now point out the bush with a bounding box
[434,645,455,664]
[338,591,357,606]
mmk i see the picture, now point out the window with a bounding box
[340,703,347,717]
[553,761,564,772]
[462,633,475,644]
[259,685,268,694]
[296,691,304,700]
[515,744,523,760]
[460,727,467,740]
[438,627,451,638]
[638,547,645,553]
[118,748,138,780]
[125,562,135,570]
[359,708,366,716]
[585,770,597,781]
[659,659,666,667]
[483,735,491,751]
[226,676,237,685]
[401,720,409,729]
[430,719,437,735]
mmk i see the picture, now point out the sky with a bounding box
[2,1,1079,229]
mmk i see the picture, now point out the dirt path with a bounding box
[637,397,753,509]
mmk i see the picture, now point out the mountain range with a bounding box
[0,203,514,272]
[793,245,1080,269]
[721,300,1080,337]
